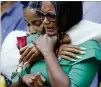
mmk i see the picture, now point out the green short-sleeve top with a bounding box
[21,34,101,87]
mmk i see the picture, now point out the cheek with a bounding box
[51,22,56,28]
[39,24,44,30]
[30,26,36,32]
[37,26,44,33]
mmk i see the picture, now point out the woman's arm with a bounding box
[19,33,83,64]
[34,34,99,87]
[44,51,70,87]
[34,34,70,87]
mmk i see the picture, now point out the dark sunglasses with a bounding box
[36,10,56,21]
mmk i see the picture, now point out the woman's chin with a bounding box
[46,32,57,36]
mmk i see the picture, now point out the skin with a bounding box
[20,3,85,64]
[20,7,45,63]
[19,7,44,64]
[24,7,44,34]
[34,2,70,87]
[41,2,57,36]
[9,73,46,87]
[18,1,85,87]
[9,7,45,87]
[20,7,45,87]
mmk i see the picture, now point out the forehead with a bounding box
[41,1,55,13]
[24,7,40,22]
[24,7,37,18]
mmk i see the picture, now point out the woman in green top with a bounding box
[10,1,101,87]
[20,1,101,87]
[9,1,84,87]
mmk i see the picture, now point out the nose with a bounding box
[30,25,37,34]
[43,17,50,25]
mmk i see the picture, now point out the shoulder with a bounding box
[67,20,101,45]
[8,30,26,36]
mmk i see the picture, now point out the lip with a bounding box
[47,29,55,31]
[46,28,56,32]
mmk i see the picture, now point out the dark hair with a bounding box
[37,1,82,55]
[52,1,83,54]
[20,1,29,8]
[21,1,41,9]
[56,1,82,32]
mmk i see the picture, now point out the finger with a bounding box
[36,73,44,86]
[61,44,82,51]
[27,52,38,64]
[59,55,76,61]
[32,75,39,87]
[35,74,43,87]
[23,48,35,63]
[31,77,37,87]
[32,76,37,87]
[26,78,33,86]
[59,51,82,59]
[19,46,27,54]
[61,48,86,54]
[67,45,83,51]
[59,44,69,52]
[40,73,46,82]
[19,47,31,63]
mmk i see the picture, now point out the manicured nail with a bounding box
[80,47,86,50]
[40,75,46,82]
[80,51,86,54]
[18,62,23,67]
[71,59,77,61]
[32,76,35,79]
[76,56,82,59]
[37,72,41,76]
[24,62,28,65]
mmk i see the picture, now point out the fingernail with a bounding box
[80,51,86,54]
[80,47,86,50]
[76,56,82,59]
[18,62,23,67]
[71,59,77,61]
[37,72,41,75]
[24,62,28,65]
[32,76,35,79]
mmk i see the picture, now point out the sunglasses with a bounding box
[36,10,56,21]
